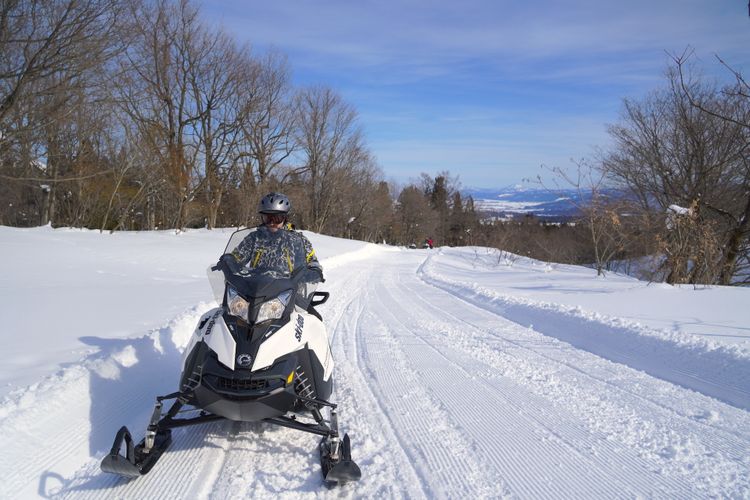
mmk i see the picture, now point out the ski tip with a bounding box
[100,454,142,478]
[321,433,362,484]
[324,460,362,484]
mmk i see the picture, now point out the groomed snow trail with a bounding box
[4,246,749,498]
[337,251,748,498]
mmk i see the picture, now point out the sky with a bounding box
[202,1,750,189]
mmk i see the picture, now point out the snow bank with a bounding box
[0,303,211,498]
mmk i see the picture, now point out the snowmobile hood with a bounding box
[226,268,296,302]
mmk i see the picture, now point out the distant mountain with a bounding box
[463,186,620,221]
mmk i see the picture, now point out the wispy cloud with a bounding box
[211,1,748,76]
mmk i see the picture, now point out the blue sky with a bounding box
[203,1,750,189]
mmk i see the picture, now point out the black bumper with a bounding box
[186,348,299,422]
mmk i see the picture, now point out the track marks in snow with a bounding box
[205,422,329,498]
[402,261,750,497]
[353,294,501,498]
[61,422,233,499]
[369,269,681,498]
[418,255,750,411]
[324,263,429,498]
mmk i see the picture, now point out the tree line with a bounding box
[0,0,375,236]
[1,1,748,285]
[0,0,481,248]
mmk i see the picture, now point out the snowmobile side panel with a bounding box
[294,344,333,403]
[253,310,334,381]
[182,307,222,366]
[202,311,236,370]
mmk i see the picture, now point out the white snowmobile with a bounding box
[101,229,361,484]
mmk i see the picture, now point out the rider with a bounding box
[229,192,322,277]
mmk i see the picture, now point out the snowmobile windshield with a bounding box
[224,228,254,255]
[208,228,323,306]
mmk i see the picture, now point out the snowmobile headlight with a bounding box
[256,290,292,323]
[226,286,250,320]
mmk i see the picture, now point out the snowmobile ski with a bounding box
[320,433,362,484]
[100,426,172,478]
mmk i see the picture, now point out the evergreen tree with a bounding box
[430,175,449,244]
[448,191,464,246]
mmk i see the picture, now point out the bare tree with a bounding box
[673,51,750,284]
[232,51,296,225]
[603,67,749,284]
[188,26,247,229]
[1,0,127,226]
[114,0,206,229]
[242,52,295,185]
[544,161,630,276]
[0,0,124,129]
[293,86,367,233]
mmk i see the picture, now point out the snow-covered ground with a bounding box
[1,226,748,498]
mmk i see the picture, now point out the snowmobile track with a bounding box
[355,286,503,498]
[328,265,430,498]
[412,271,750,438]
[409,269,750,459]
[418,255,750,411]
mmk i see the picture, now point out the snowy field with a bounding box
[0,226,748,498]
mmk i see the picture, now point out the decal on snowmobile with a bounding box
[252,311,333,381]
[204,309,222,336]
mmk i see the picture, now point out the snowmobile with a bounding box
[101,228,361,484]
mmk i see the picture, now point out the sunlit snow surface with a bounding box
[0,226,748,498]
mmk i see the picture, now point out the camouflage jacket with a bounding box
[230,225,321,276]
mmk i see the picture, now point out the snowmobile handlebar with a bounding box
[214,253,323,283]
[214,253,241,274]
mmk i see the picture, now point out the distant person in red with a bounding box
[426,237,434,249]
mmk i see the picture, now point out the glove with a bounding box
[214,253,239,273]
